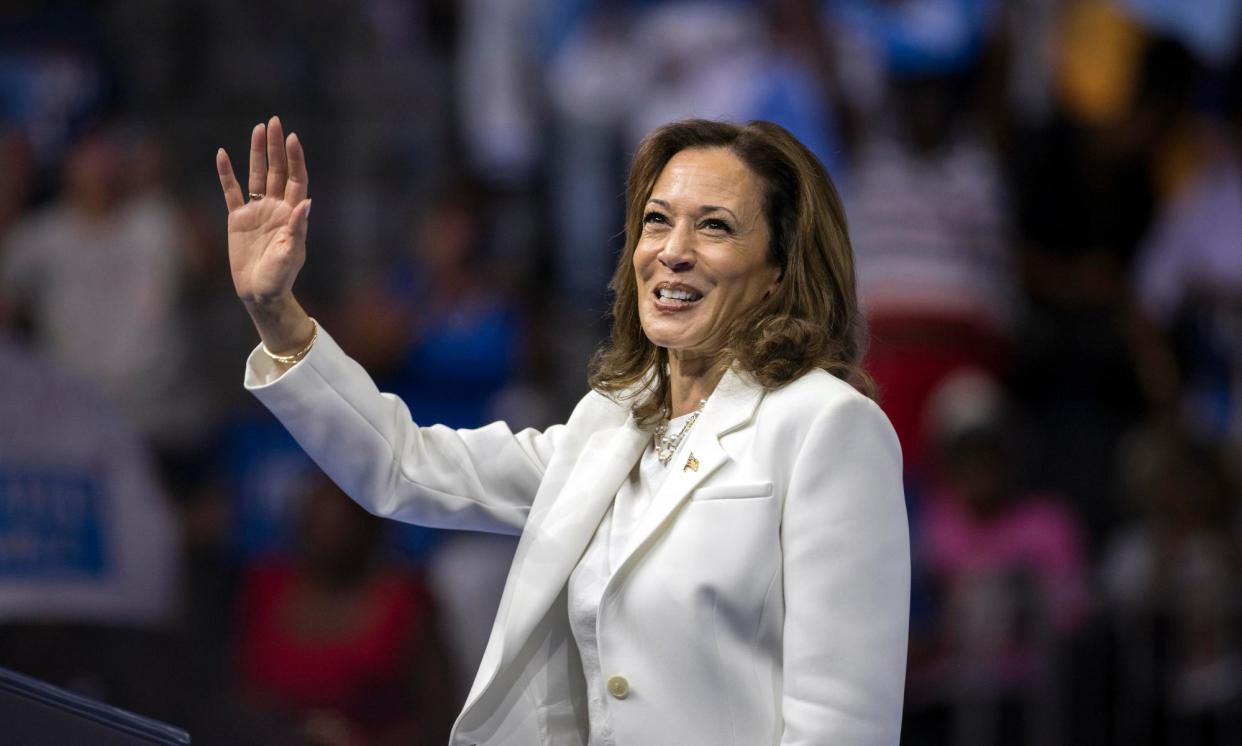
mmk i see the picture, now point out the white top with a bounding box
[567,412,690,745]
[0,196,210,446]
[1135,154,1242,322]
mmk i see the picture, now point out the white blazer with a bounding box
[245,326,910,746]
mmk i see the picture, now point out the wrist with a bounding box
[241,291,297,318]
[244,295,313,354]
[262,318,318,365]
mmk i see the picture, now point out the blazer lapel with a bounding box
[461,370,764,722]
[606,367,765,582]
[496,413,649,655]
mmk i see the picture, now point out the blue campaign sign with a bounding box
[0,466,109,579]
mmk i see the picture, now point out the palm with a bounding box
[228,198,296,299]
[215,116,311,305]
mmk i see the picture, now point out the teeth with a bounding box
[658,287,700,301]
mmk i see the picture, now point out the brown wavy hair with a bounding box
[589,119,871,424]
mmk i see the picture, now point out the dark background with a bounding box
[1,1,1240,744]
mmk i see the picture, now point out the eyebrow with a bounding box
[647,199,740,222]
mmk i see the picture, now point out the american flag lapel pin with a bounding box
[684,453,699,472]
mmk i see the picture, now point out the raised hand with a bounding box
[217,116,315,355]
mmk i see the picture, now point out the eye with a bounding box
[700,218,733,234]
[643,211,669,225]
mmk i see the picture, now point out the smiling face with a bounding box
[634,147,781,361]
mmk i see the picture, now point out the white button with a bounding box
[607,675,629,699]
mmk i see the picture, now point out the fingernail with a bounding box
[305,199,312,218]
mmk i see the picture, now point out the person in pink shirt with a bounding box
[909,370,1092,743]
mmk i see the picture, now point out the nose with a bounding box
[657,223,696,271]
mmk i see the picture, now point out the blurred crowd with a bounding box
[1,0,1240,744]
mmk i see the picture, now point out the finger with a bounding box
[285,132,308,204]
[216,148,245,212]
[266,115,288,200]
[247,122,267,197]
[289,198,311,249]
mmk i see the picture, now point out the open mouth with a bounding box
[654,283,704,307]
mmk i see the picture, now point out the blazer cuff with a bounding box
[242,323,339,391]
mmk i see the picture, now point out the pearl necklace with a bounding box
[653,399,707,466]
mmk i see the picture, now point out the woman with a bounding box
[216,116,910,745]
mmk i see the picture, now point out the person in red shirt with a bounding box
[234,474,454,746]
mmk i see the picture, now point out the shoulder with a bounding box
[757,368,901,464]
[764,368,888,424]
[565,386,633,430]
[1009,492,1086,540]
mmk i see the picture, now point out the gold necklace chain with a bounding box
[653,399,707,466]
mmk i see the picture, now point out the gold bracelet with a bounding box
[262,318,318,366]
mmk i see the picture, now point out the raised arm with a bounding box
[220,119,559,534]
[245,323,561,534]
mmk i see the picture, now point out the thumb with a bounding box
[289,198,312,248]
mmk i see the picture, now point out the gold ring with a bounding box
[249,192,264,201]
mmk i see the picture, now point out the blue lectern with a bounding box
[0,665,190,744]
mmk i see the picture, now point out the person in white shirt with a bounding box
[216,115,909,745]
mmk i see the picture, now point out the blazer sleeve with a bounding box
[244,324,562,535]
[779,395,910,745]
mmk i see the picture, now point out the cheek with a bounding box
[717,260,772,296]
[633,244,657,278]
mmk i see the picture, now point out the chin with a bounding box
[640,309,702,349]
[643,329,706,355]
[640,320,687,350]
